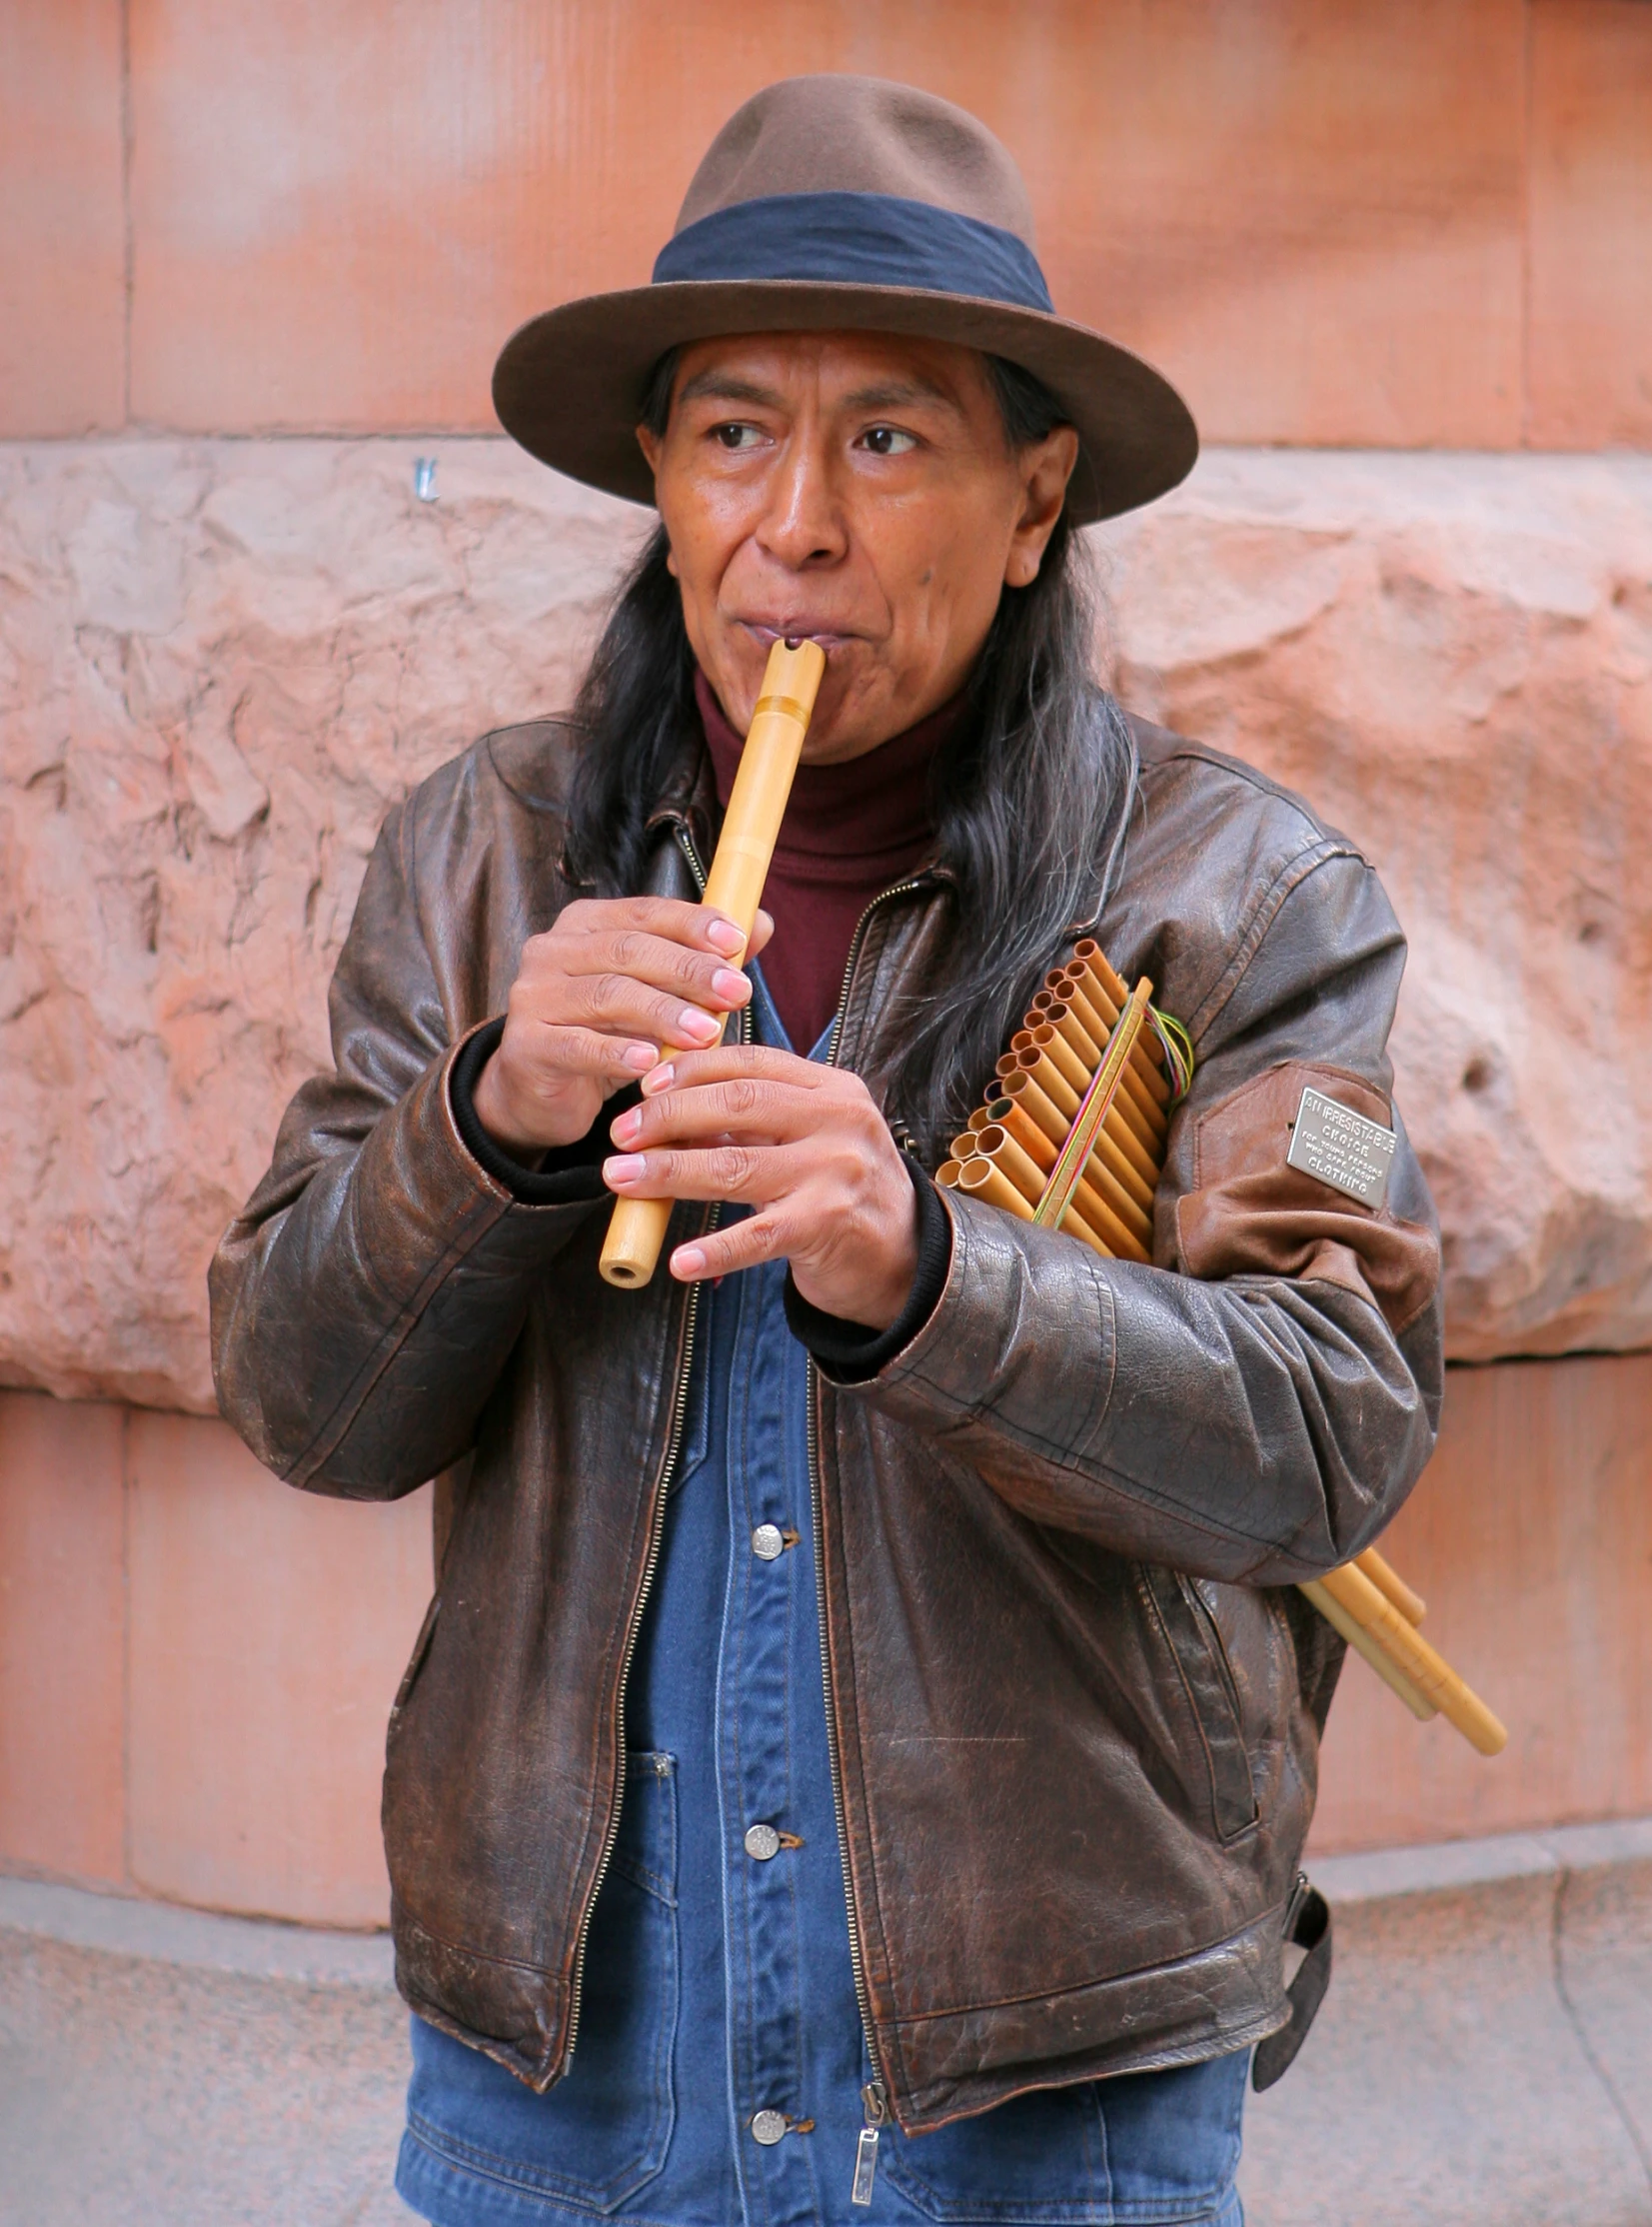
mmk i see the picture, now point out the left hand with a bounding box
[603,1047,919,1328]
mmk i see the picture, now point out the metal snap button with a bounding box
[752,1523,786,1561]
[751,2108,788,2146]
[744,1822,782,1862]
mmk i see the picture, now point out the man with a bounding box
[212,76,1442,2227]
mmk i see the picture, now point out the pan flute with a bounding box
[937,941,1507,1759]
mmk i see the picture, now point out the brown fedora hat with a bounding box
[493,75,1196,527]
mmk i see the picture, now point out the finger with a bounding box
[522,1023,663,1087]
[612,1072,815,1149]
[747,908,776,960]
[639,1044,826,1100]
[556,932,755,1021]
[601,1141,796,1205]
[670,1212,793,1281]
[559,895,751,959]
[547,968,750,1055]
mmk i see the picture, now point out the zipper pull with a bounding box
[851,2079,888,2206]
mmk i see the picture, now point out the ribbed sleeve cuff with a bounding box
[449,1019,640,1207]
[784,1159,952,1384]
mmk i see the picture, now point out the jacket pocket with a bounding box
[1139,1568,1259,1844]
[403,1750,680,2214]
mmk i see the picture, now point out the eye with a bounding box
[712,422,765,451]
[858,425,918,457]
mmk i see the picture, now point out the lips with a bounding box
[739,619,856,653]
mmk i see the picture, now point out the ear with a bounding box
[1003,425,1079,590]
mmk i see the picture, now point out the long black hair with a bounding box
[563,355,1138,1159]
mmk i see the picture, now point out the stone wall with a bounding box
[1,437,1647,1409]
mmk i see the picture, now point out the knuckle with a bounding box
[588,972,630,1016]
[718,1142,759,1188]
[608,931,641,972]
[723,1077,764,1119]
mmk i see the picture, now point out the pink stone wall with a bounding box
[4,4,1651,450]
[0,1387,431,1922]
[2,2,1649,1907]
[2,441,1646,1410]
[3,1355,1646,1921]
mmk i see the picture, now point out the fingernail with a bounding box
[604,1154,646,1185]
[712,967,749,1002]
[641,1063,675,1096]
[678,1007,720,1045]
[611,1109,642,1144]
[623,1041,658,1073]
[672,1245,707,1278]
[704,918,745,956]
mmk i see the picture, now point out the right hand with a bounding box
[470,897,774,1155]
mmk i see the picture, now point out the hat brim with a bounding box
[492,280,1196,528]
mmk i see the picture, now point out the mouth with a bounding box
[739,619,856,655]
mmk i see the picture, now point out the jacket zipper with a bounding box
[562,824,732,2072]
[807,878,929,2195]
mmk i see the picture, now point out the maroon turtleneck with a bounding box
[695,669,962,1054]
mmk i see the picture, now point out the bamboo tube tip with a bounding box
[600,1197,674,1288]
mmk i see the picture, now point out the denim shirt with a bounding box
[397,980,1248,2227]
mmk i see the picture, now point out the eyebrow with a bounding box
[674,371,787,411]
[673,368,963,418]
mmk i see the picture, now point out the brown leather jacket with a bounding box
[210,710,1443,2132]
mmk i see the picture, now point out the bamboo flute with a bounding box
[598,636,826,1289]
[1315,1562,1507,1755]
[1298,1579,1437,1722]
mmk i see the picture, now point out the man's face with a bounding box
[637,331,1077,763]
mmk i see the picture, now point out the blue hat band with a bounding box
[652,191,1054,317]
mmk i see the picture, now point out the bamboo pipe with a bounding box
[1068,955,1173,1102]
[1298,1579,1437,1722]
[1074,939,1131,1011]
[1026,1025,1160,1188]
[974,1123,1146,1263]
[1038,1001,1165,1149]
[978,1122,1149,1264]
[995,1073,1154,1249]
[995,1096,1056,1172]
[976,1124,1060,1211]
[998,1056,1157,1227]
[599,636,826,1288]
[950,1154,1114,1266]
[1317,1562,1507,1755]
[984,1103,1150,1262]
[1057,974,1171,1123]
[1356,1547,1426,1625]
[948,1154,1032,1220]
[983,1064,1155,1261]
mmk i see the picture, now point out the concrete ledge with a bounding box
[1311,1814,1652,1904]
[0,1875,395,1987]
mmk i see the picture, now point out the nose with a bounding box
[756,421,846,571]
